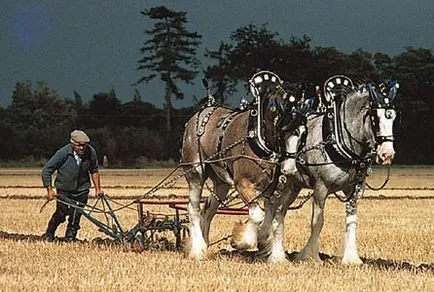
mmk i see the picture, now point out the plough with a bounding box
[54,178,250,252]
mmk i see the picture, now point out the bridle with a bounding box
[366,81,398,145]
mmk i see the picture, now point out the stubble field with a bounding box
[0,166,433,291]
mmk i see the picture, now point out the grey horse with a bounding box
[277,75,399,264]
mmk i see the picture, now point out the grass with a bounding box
[0,167,433,291]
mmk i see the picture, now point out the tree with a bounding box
[392,47,434,105]
[68,90,90,129]
[274,35,315,83]
[88,89,122,128]
[120,98,162,128]
[204,42,238,105]
[373,52,394,80]
[204,25,316,104]
[204,24,286,105]
[135,6,202,133]
[391,48,434,164]
[0,107,18,159]
[343,49,378,81]
[9,81,77,158]
[311,47,347,84]
[228,24,282,81]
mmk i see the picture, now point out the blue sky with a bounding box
[1,0,433,108]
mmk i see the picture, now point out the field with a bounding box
[0,166,433,291]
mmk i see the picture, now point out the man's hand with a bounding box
[95,188,104,198]
[91,172,104,198]
[47,188,56,201]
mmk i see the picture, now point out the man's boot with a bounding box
[65,226,78,242]
[42,217,59,242]
[66,207,83,242]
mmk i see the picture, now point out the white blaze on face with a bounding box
[281,125,306,175]
[375,108,396,165]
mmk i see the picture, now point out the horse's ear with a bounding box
[367,80,399,107]
[300,96,315,114]
[367,83,381,102]
[387,80,399,101]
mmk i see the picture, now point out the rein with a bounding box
[366,166,390,190]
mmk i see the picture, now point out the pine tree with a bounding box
[135,6,202,133]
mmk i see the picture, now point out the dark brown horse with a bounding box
[180,71,306,262]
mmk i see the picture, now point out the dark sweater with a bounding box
[42,144,99,193]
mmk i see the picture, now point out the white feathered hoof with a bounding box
[268,254,288,264]
[267,244,288,263]
[183,236,213,260]
[342,254,363,265]
[230,221,257,251]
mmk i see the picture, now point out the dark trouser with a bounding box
[46,190,89,239]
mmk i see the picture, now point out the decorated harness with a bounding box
[247,71,311,161]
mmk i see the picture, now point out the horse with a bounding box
[180,71,307,262]
[279,75,399,264]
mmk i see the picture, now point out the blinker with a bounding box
[385,109,394,119]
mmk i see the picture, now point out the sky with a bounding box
[1,0,433,109]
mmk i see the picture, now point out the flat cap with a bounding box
[70,130,90,143]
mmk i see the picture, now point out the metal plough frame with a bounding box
[56,183,249,252]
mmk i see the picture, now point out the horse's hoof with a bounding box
[293,251,322,263]
[230,241,251,251]
[268,254,288,264]
[230,221,256,251]
[186,249,215,260]
[342,256,363,265]
[183,236,213,260]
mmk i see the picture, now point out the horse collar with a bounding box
[322,110,367,164]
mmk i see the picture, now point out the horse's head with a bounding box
[276,81,312,176]
[366,81,399,165]
[324,75,398,166]
[279,114,307,176]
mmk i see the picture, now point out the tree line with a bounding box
[0,6,433,166]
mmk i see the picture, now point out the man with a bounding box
[41,130,104,242]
